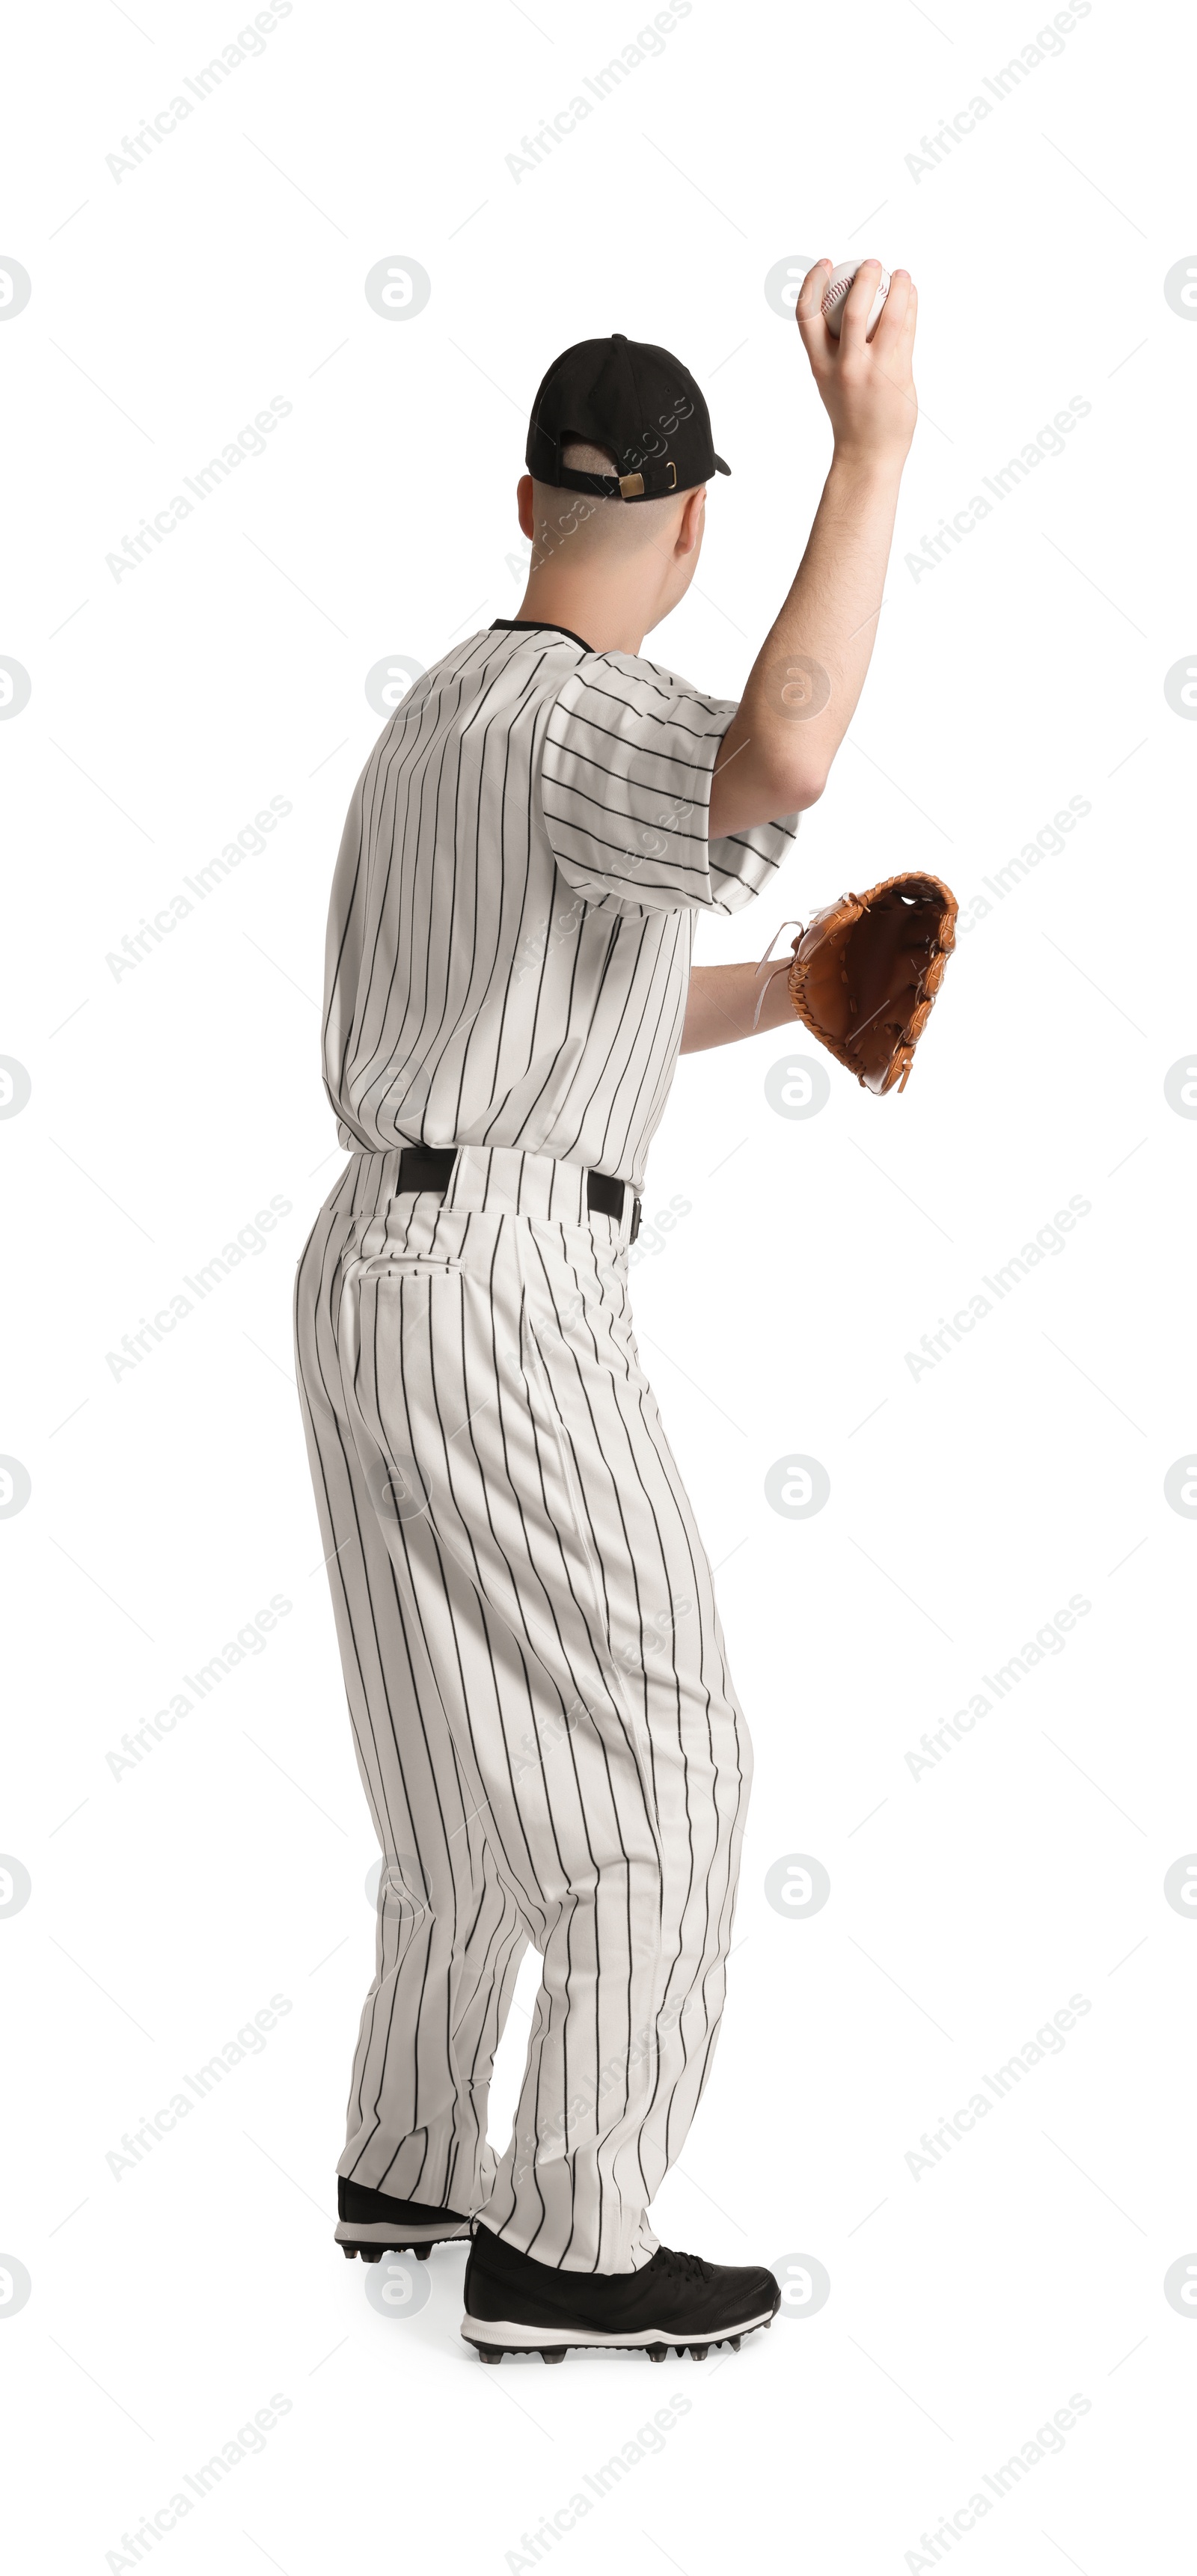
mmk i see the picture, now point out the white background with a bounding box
[3,1,1196,2569]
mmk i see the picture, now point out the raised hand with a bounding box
[795,257,919,469]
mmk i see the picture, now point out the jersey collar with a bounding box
[490,618,596,655]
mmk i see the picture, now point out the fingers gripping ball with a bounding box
[787,873,958,1096]
[821,260,891,340]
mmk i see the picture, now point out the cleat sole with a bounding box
[462,2301,778,2361]
[337,2227,471,2260]
[335,2216,471,2253]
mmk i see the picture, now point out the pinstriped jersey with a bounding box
[321,619,798,1187]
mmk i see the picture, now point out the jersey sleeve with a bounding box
[539,650,798,917]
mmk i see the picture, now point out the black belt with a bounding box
[397,1146,640,1242]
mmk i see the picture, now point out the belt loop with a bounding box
[397,1145,457,1195]
[584,1169,641,1243]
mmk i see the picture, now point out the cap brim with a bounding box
[713,454,731,475]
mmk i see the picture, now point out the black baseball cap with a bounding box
[525,332,729,503]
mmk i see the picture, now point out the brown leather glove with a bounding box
[787,871,958,1095]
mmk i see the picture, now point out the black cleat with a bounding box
[335,2174,472,2260]
[461,2228,780,2362]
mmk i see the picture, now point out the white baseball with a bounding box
[821,260,891,341]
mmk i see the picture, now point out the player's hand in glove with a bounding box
[786,872,957,1095]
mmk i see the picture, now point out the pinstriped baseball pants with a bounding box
[293,1143,751,2274]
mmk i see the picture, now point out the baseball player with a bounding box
[295,258,919,2361]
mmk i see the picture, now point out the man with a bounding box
[294,258,918,2361]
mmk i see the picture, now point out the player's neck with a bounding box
[512,572,655,658]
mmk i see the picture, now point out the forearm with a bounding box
[710,453,901,836]
[708,257,918,840]
[679,959,795,1053]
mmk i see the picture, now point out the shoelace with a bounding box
[652,2244,714,2285]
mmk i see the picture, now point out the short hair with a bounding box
[529,438,699,566]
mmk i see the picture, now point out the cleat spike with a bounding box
[540,2346,566,2364]
[341,2245,357,2260]
[414,2245,431,2261]
[691,2343,709,2360]
[728,2335,742,2352]
[646,2345,667,2363]
[477,2346,503,2363]
[358,2247,383,2263]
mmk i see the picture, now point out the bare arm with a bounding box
[708,258,919,841]
[679,959,796,1054]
